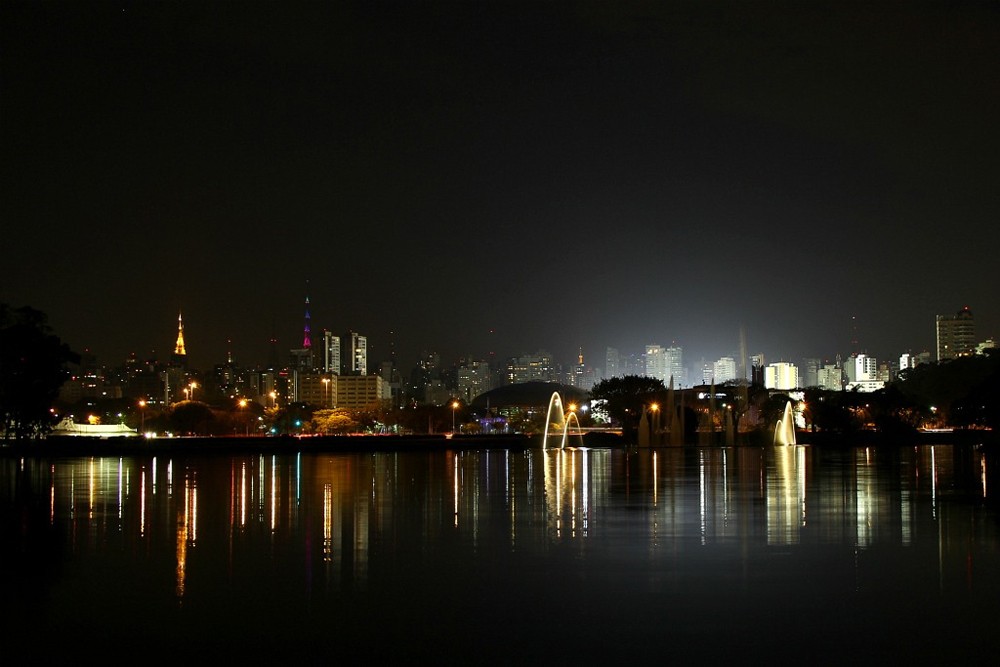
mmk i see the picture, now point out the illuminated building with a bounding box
[605,347,620,378]
[334,374,389,410]
[665,346,685,387]
[343,331,367,376]
[976,338,996,356]
[713,356,736,384]
[645,345,684,386]
[323,330,341,375]
[299,373,336,408]
[936,306,976,361]
[458,360,493,402]
[645,345,667,383]
[844,353,877,383]
[764,362,799,390]
[817,364,842,391]
[506,350,555,384]
[750,353,766,386]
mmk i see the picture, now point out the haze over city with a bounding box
[3,1,998,373]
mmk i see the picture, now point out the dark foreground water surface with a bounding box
[3,444,1000,663]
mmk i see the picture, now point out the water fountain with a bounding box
[773,401,797,446]
[543,392,584,449]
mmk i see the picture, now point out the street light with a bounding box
[189,382,198,402]
[238,398,248,436]
[452,400,460,434]
[138,399,147,435]
[270,391,277,408]
[322,377,331,408]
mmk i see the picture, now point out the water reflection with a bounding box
[8,446,993,569]
[3,444,1000,660]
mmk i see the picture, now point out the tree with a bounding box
[168,401,216,435]
[589,375,666,434]
[0,304,78,440]
[309,408,359,434]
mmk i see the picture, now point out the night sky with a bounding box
[3,1,998,374]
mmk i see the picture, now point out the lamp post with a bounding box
[238,398,248,436]
[270,391,277,408]
[649,403,659,444]
[189,382,198,402]
[322,377,330,408]
[452,400,459,434]
[138,399,147,435]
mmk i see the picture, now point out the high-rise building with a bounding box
[845,353,876,383]
[289,348,314,371]
[457,360,493,402]
[817,364,842,391]
[665,346,684,387]
[506,350,555,384]
[605,347,620,379]
[645,345,667,383]
[335,375,390,410]
[802,358,820,388]
[323,330,341,375]
[344,331,367,375]
[936,306,976,361]
[713,357,737,384]
[750,353,765,386]
[764,362,799,391]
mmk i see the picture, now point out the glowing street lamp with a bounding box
[270,391,277,408]
[238,398,249,436]
[322,377,331,408]
[138,399,147,434]
[452,400,460,434]
[189,382,198,402]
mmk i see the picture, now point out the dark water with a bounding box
[3,444,1000,662]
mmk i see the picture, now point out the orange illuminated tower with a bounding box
[171,311,188,366]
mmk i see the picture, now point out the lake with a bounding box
[3,443,999,662]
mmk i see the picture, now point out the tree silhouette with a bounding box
[590,375,666,434]
[0,304,78,440]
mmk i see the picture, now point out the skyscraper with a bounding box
[605,347,620,379]
[713,357,736,384]
[936,306,976,361]
[645,345,666,383]
[764,362,799,391]
[665,346,684,387]
[344,331,367,375]
[323,330,341,375]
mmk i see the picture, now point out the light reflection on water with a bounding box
[3,444,1000,661]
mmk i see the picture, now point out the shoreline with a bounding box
[1,428,995,457]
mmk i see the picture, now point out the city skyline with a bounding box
[4,3,998,374]
[59,297,992,384]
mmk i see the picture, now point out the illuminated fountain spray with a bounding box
[773,401,797,446]
[542,392,584,449]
